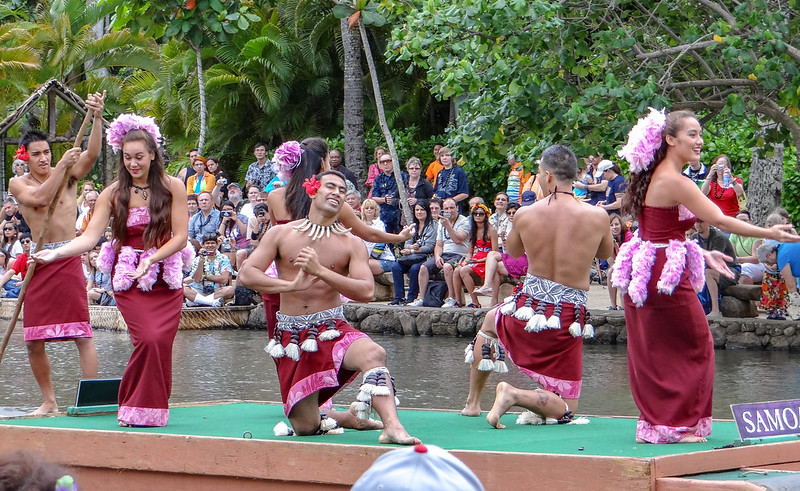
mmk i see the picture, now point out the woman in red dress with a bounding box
[35,114,190,427]
[452,203,498,308]
[614,109,797,443]
[700,154,744,217]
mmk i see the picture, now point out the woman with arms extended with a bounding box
[613,109,797,444]
[35,114,191,427]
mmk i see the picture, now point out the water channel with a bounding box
[1,327,798,419]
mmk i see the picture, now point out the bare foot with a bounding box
[378,426,421,445]
[677,434,707,443]
[326,403,384,431]
[28,402,58,416]
[461,401,481,417]
[486,382,516,429]
[474,286,492,296]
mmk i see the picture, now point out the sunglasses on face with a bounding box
[3,228,13,231]
[472,212,486,217]
[257,213,267,218]
[21,239,31,244]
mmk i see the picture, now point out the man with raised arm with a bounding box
[9,91,105,415]
[239,171,419,444]
[462,144,614,428]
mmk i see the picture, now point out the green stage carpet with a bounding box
[0,402,755,458]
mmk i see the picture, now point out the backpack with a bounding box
[422,281,448,307]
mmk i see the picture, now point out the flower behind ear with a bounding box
[15,145,29,162]
[303,175,321,197]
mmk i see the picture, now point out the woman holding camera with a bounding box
[218,200,248,270]
[206,156,230,202]
[700,154,744,217]
[389,200,438,305]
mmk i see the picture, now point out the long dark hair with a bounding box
[622,110,696,218]
[469,204,490,245]
[413,199,432,240]
[111,128,172,250]
[1,222,18,248]
[285,137,329,220]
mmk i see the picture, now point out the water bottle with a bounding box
[723,173,731,188]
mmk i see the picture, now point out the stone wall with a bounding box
[246,303,800,350]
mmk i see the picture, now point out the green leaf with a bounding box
[332,4,356,19]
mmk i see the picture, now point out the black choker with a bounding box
[547,189,574,204]
[132,184,149,200]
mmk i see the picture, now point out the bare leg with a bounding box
[608,265,618,309]
[462,268,479,306]
[343,338,419,445]
[326,402,384,431]
[235,249,248,271]
[74,338,98,379]
[26,340,58,415]
[706,269,721,314]
[462,308,498,416]
[738,275,754,285]
[368,258,383,275]
[452,266,465,305]
[416,265,430,300]
[443,263,456,301]
[183,286,198,302]
[475,252,499,296]
[491,262,509,306]
[486,381,578,429]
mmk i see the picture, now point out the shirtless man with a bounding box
[462,144,613,428]
[9,91,105,415]
[239,171,419,444]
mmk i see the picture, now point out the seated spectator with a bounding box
[188,191,221,249]
[345,189,362,219]
[467,197,485,209]
[365,146,386,197]
[239,185,261,222]
[683,158,708,186]
[389,200,438,305]
[183,233,235,307]
[329,148,359,190]
[2,197,29,234]
[1,222,22,259]
[13,158,27,177]
[359,199,396,275]
[433,147,469,213]
[692,218,740,316]
[772,206,798,234]
[185,156,216,195]
[75,190,99,233]
[701,154,745,217]
[428,196,442,219]
[187,193,199,217]
[757,242,787,319]
[218,200,249,270]
[607,213,633,310]
[405,156,434,208]
[206,156,229,201]
[451,203,498,308]
[0,250,9,294]
[1,232,32,298]
[225,182,245,212]
[489,193,510,251]
[425,143,443,185]
[103,228,113,242]
[475,202,526,306]
[732,210,765,284]
[408,198,470,307]
[86,250,115,306]
[371,153,407,234]
[248,203,270,247]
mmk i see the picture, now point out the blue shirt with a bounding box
[245,160,276,191]
[434,166,469,212]
[372,171,408,227]
[604,174,627,213]
[189,209,222,243]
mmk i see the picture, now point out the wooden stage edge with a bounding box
[1,420,799,490]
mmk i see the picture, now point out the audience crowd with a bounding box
[3,143,798,320]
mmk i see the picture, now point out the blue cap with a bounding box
[520,191,537,206]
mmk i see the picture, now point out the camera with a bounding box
[716,164,726,171]
[221,211,233,217]
[218,178,228,185]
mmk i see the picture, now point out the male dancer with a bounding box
[9,92,105,414]
[462,144,613,428]
[239,171,419,444]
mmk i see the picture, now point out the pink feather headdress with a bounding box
[617,107,666,173]
[107,114,162,153]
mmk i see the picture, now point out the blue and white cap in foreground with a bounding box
[351,443,484,491]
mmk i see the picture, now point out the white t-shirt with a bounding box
[363,219,396,261]
[437,214,471,257]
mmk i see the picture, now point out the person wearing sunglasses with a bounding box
[1,232,33,298]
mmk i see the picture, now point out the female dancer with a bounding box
[700,154,744,217]
[35,114,190,427]
[613,109,796,443]
[451,203,498,308]
[389,200,438,305]
[607,213,632,310]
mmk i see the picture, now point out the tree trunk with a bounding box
[341,18,367,194]
[747,143,784,226]
[358,19,412,224]
[191,43,207,153]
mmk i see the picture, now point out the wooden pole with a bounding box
[0,110,94,364]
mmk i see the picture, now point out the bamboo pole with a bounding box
[0,110,94,364]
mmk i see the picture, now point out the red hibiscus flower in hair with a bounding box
[15,145,29,162]
[303,175,321,197]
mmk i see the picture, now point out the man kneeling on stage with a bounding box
[239,171,419,444]
[462,144,613,428]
